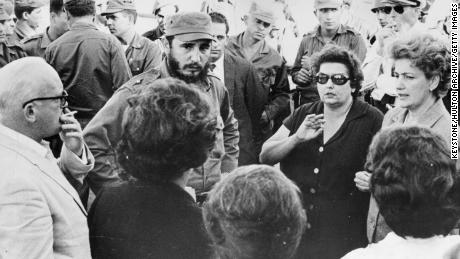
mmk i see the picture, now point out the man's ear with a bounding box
[22,11,30,21]
[23,104,37,123]
[163,37,171,55]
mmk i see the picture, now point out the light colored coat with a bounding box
[367,99,452,243]
[0,124,94,259]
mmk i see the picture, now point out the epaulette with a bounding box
[122,68,161,92]
[342,25,360,36]
[20,33,43,44]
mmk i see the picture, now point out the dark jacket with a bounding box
[88,181,212,259]
[125,33,162,76]
[282,100,383,259]
[20,27,53,58]
[83,60,239,194]
[0,40,26,68]
[223,52,265,165]
[45,21,132,121]
[226,32,291,136]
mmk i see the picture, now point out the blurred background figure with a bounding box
[142,0,178,42]
[89,78,215,259]
[345,126,460,259]
[1,0,15,37]
[260,45,383,259]
[226,1,290,143]
[363,33,453,243]
[21,0,69,58]
[1,0,26,68]
[9,0,48,44]
[209,11,265,166]
[102,0,162,75]
[203,164,306,259]
[291,0,367,107]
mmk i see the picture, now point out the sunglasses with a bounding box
[22,90,68,108]
[371,5,409,15]
[315,73,350,85]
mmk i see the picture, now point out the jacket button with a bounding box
[309,204,314,210]
[319,146,324,152]
[313,168,319,174]
[310,188,316,194]
[306,222,312,229]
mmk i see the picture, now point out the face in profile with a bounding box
[105,12,131,38]
[167,38,211,83]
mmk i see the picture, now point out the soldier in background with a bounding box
[1,0,26,68]
[226,2,291,142]
[9,0,47,44]
[21,0,69,58]
[142,1,178,42]
[102,0,162,76]
[291,0,367,107]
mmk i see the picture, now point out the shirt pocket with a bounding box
[129,59,144,76]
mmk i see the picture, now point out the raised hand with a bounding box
[59,108,84,157]
[293,114,324,143]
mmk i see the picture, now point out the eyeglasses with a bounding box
[22,90,68,108]
[315,73,350,85]
[371,5,409,15]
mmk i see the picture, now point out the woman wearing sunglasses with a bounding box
[260,45,383,259]
[362,33,453,244]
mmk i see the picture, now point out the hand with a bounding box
[59,108,84,157]
[301,55,311,68]
[354,171,371,192]
[295,68,313,84]
[293,114,324,143]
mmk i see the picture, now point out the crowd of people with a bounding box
[0,0,458,258]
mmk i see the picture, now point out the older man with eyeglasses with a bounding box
[0,57,94,259]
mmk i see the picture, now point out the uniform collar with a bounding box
[129,32,143,49]
[312,24,348,39]
[40,27,53,49]
[391,98,447,127]
[231,32,271,55]
[70,21,98,31]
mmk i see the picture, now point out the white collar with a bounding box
[0,123,49,158]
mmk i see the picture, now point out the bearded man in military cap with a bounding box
[102,0,162,76]
[83,12,239,203]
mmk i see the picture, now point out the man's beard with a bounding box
[168,53,210,84]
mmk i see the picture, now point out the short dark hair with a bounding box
[390,33,451,98]
[14,5,36,20]
[117,78,217,184]
[367,126,460,238]
[311,44,364,98]
[64,0,95,17]
[50,0,64,14]
[209,12,229,34]
[203,165,307,259]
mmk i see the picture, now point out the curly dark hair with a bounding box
[310,44,364,98]
[390,33,451,98]
[14,5,36,20]
[203,165,307,259]
[117,78,217,184]
[64,0,95,17]
[367,126,460,238]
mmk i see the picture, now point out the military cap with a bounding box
[372,0,391,10]
[314,0,343,9]
[101,0,136,16]
[164,12,213,41]
[381,0,420,6]
[248,1,276,25]
[14,0,46,8]
[0,0,9,20]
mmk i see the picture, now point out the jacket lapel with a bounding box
[0,132,87,215]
